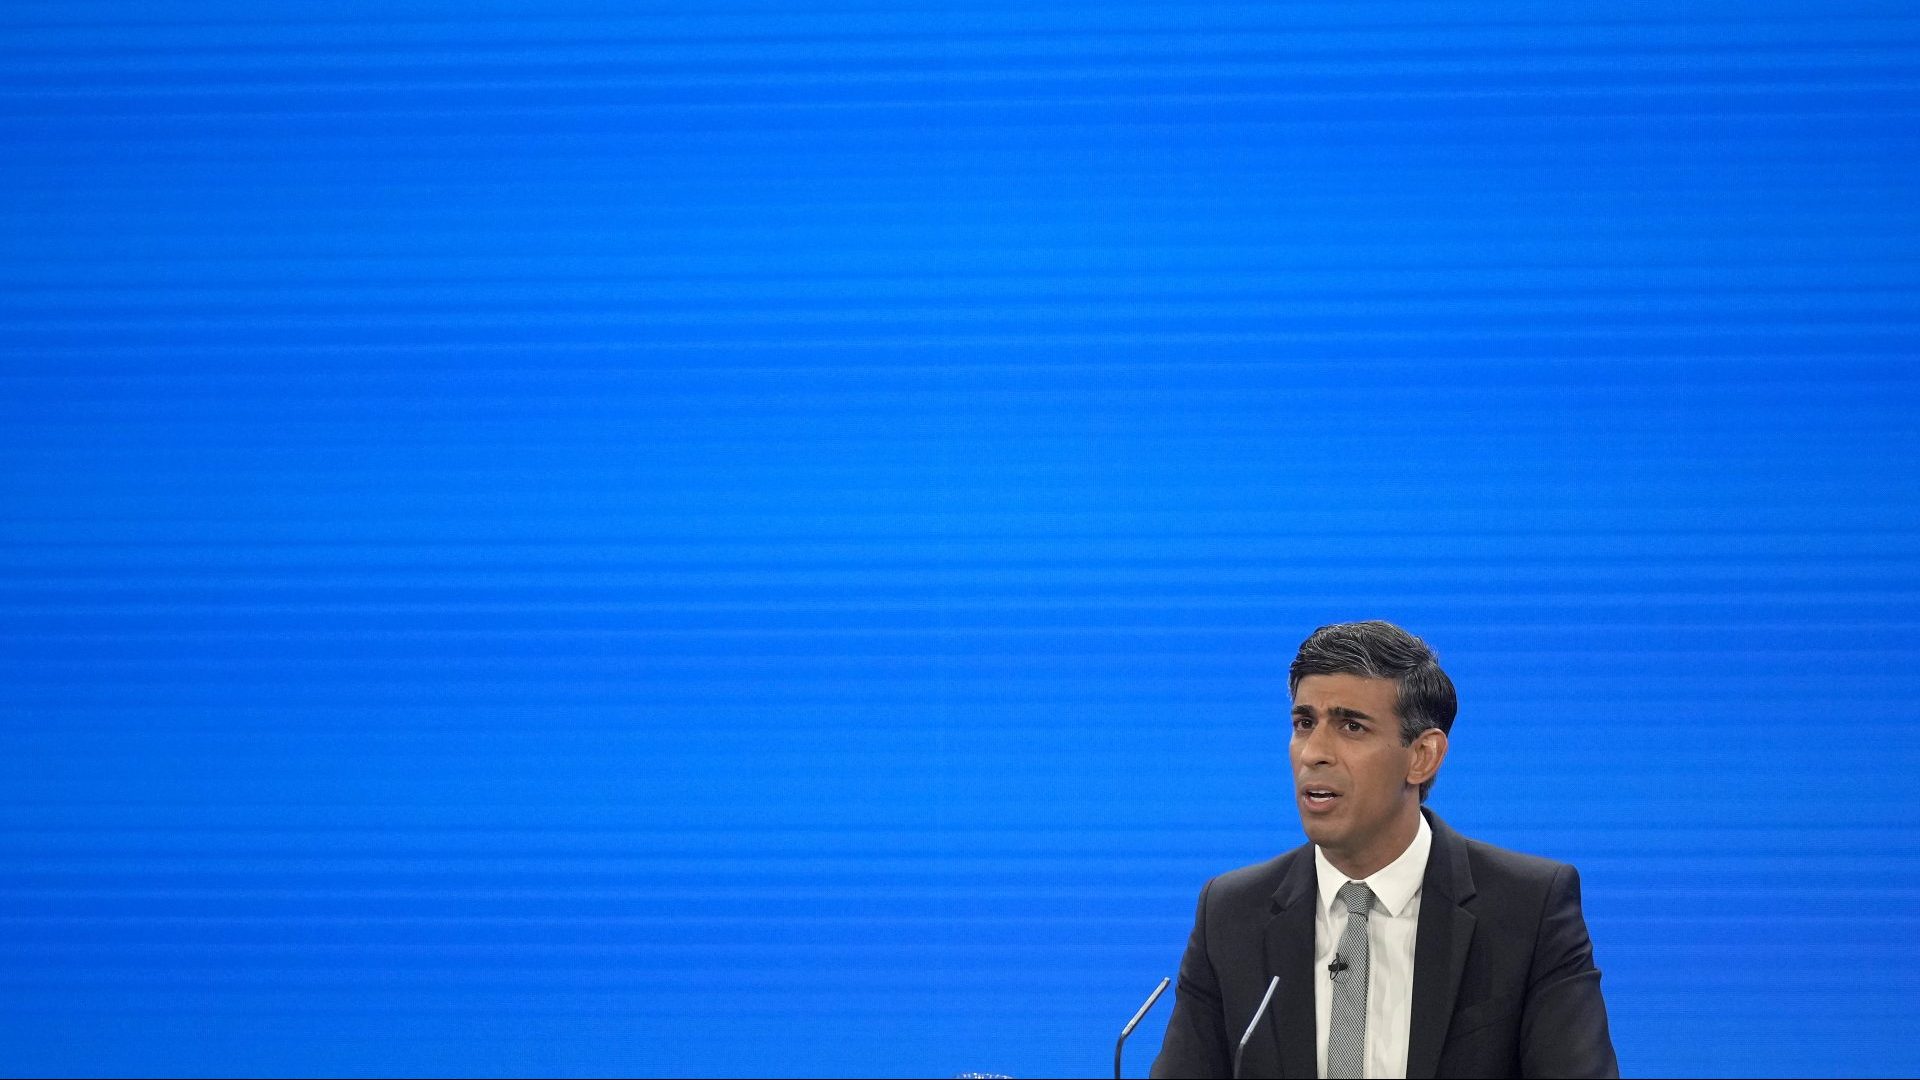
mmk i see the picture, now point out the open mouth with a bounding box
[1303,787,1340,805]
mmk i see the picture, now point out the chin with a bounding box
[1297,816,1340,848]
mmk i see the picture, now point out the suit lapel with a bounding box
[1262,849,1318,1079]
[1406,810,1478,1080]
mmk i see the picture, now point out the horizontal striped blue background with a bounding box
[3,1,1919,1075]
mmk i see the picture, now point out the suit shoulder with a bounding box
[1198,846,1308,908]
[1460,834,1579,904]
[1464,836,1572,877]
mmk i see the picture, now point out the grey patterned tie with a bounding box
[1327,881,1375,1079]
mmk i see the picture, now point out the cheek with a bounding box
[1353,751,1401,791]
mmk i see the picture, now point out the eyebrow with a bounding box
[1291,705,1378,722]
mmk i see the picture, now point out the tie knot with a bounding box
[1336,881,1375,916]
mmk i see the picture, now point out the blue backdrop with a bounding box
[4,1,1919,1076]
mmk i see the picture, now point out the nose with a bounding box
[1295,720,1337,768]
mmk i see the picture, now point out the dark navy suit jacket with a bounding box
[1150,810,1617,1079]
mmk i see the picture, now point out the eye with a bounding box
[1292,716,1313,732]
[1341,720,1367,734]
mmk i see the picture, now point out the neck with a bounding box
[1322,805,1421,880]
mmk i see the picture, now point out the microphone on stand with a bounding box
[1232,975,1281,1080]
[1114,976,1171,1080]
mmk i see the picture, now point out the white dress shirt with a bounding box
[1312,813,1432,1079]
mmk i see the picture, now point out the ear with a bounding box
[1407,728,1448,788]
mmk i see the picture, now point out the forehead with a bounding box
[1291,673,1401,716]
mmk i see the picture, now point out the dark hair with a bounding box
[1288,620,1456,801]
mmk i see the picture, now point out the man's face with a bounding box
[1289,673,1442,875]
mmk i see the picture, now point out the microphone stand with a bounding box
[1232,975,1281,1080]
[1113,976,1171,1079]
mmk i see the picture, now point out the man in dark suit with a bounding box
[1151,621,1616,1079]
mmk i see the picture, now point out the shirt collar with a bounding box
[1313,811,1432,919]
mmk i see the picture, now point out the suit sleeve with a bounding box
[1519,864,1619,1079]
[1150,878,1233,1079]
